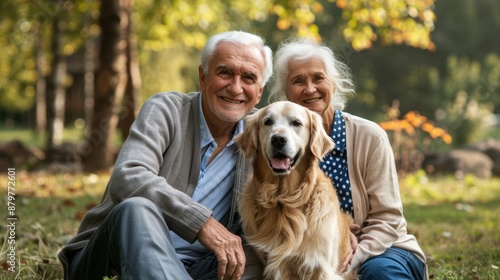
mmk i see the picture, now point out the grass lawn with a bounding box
[1,170,499,279]
[0,126,123,150]
[0,171,111,279]
[400,171,500,279]
[0,127,85,149]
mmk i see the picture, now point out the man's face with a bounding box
[199,42,265,128]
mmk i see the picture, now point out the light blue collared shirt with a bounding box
[171,95,243,266]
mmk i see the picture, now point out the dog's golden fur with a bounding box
[236,101,354,280]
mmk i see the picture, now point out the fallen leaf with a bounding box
[442,231,452,238]
[62,199,75,207]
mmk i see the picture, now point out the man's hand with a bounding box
[341,224,360,272]
[197,216,246,280]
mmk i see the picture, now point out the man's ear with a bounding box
[198,65,205,92]
[255,86,264,105]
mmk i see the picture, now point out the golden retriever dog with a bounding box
[235,101,354,280]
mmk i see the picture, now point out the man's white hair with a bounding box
[200,31,273,86]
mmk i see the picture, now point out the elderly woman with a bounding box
[269,38,427,280]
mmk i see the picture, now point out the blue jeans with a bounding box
[69,197,263,280]
[358,247,425,280]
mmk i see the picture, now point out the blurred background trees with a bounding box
[0,0,499,172]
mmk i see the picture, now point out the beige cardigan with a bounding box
[341,112,427,277]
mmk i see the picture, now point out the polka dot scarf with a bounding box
[320,109,354,216]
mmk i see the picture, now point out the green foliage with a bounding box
[0,0,100,112]
[344,0,500,146]
[432,0,500,60]
[134,0,272,51]
[331,0,436,50]
[436,54,500,145]
[139,46,199,101]
[0,1,38,111]
[0,0,439,114]
[3,0,499,152]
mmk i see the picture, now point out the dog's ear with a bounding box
[309,111,335,160]
[235,112,259,159]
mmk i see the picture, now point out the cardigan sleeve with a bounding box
[107,92,212,243]
[347,116,406,270]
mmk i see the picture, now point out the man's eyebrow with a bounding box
[215,65,232,72]
[242,70,258,78]
[214,64,259,79]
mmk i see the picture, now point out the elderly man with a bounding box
[58,30,273,280]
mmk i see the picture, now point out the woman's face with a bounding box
[284,57,334,114]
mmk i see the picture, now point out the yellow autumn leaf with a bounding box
[277,18,291,30]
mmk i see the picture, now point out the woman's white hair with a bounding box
[200,31,273,86]
[269,38,355,110]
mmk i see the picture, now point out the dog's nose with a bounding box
[271,134,287,148]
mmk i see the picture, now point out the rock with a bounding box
[422,149,493,179]
[467,139,500,176]
[0,140,45,170]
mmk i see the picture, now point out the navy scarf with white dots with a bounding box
[319,109,354,216]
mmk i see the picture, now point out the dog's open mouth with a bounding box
[270,152,300,174]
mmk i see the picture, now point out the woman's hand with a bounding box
[341,224,360,272]
[197,216,246,280]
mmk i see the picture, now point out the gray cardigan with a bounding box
[58,91,251,278]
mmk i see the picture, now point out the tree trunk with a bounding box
[82,0,132,172]
[35,24,46,135]
[83,0,95,145]
[45,0,67,162]
[120,11,141,142]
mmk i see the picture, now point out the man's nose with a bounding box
[226,75,244,94]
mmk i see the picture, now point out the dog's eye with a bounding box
[264,118,273,126]
[291,120,302,126]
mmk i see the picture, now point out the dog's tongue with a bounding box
[271,157,291,170]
